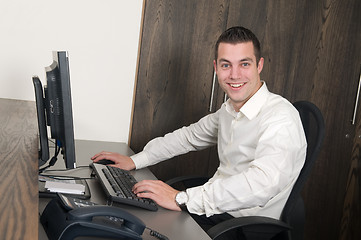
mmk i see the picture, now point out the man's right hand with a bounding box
[91,151,136,170]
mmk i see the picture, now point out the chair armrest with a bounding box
[207,216,291,240]
[166,175,210,188]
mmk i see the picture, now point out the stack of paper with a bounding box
[45,181,85,195]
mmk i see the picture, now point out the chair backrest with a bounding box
[280,101,325,238]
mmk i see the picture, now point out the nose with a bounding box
[230,67,241,79]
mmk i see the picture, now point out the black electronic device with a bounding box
[33,76,49,167]
[91,164,158,211]
[95,159,115,165]
[41,193,145,240]
[33,51,76,170]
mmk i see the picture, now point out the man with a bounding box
[92,26,307,234]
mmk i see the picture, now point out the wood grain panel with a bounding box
[130,0,229,180]
[0,98,38,240]
[227,1,361,239]
[340,66,361,240]
[340,135,361,240]
[132,0,361,239]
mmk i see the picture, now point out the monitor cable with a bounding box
[39,140,60,174]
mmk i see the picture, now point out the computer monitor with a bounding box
[33,51,76,170]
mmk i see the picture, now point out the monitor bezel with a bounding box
[33,51,76,170]
[56,51,76,169]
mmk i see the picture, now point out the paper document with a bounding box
[45,181,85,194]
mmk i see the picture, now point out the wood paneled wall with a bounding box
[131,1,361,239]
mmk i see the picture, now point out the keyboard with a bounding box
[91,163,158,211]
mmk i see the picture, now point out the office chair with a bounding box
[166,101,325,240]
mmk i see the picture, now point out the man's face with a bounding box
[214,42,264,112]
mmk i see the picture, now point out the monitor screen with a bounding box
[33,51,76,170]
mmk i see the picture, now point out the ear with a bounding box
[257,57,264,74]
[213,60,217,74]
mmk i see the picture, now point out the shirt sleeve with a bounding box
[131,111,220,169]
[185,108,307,217]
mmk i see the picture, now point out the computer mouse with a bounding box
[95,159,115,165]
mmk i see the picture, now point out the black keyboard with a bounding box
[91,164,158,211]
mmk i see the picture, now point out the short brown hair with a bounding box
[215,26,261,64]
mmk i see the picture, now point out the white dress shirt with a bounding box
[131,82,307,219]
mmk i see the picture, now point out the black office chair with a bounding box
[166,101,325,240]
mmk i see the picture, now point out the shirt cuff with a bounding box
[185,186,206,215]
[130,151,149,169]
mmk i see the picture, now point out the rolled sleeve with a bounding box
[130,151,150,169]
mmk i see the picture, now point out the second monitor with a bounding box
[33,51,76,170]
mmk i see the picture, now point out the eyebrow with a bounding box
[240,57,254,62]
[218,57,254,63]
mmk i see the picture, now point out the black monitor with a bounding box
[33,51,76,170]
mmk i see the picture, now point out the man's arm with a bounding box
[131,111,219,169]
[91,111,220,211]
[129,111,220,210]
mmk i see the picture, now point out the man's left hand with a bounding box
[132,180,181,211]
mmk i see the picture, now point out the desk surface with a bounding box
[39,140,211,240]
[0,98,39,240]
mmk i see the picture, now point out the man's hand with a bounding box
[132,180,182,211]
[91,151,136,171]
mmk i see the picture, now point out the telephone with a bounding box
[41,193,145,240]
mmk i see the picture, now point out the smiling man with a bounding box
[215,41,263,112]
[92,26,307,239]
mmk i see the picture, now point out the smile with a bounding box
[229,83,245,88]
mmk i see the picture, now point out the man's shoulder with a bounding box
[263,93,298,117]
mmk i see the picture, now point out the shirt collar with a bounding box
[225,81,270,120]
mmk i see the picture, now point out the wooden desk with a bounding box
[39,140,211,240]
[0,98,210,239]
[0,98,39,240]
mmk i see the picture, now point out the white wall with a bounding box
[0,0,143,143]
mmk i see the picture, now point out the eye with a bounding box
[241,62,250,67]
[221,63,230,68]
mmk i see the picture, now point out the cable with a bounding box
[39,141,61,174]
[40,165,95,181]
[147,227,169,240]
[41,165,90,173]
[39,174,95,181]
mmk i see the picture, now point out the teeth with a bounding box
[230,83,245,88]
